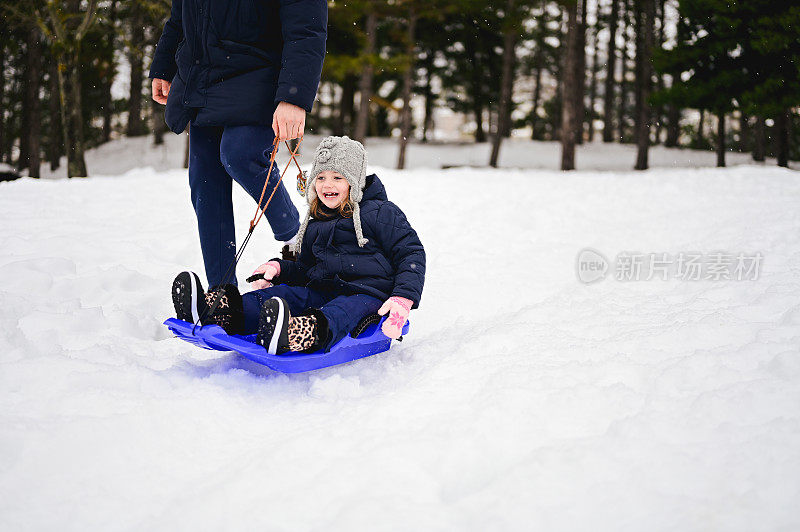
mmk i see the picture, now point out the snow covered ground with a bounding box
[2,140,800,531]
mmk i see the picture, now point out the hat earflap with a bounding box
[352,202,369,248]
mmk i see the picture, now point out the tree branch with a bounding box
[75,0,99,40]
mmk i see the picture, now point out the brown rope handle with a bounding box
[249,136,304,232]
[195,136,304,330]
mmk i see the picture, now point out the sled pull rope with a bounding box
[194,137,304,331]
[249,137,303,232]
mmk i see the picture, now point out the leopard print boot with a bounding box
[287,315,319,352]
[286,310,329,353]
[203,284,244,334]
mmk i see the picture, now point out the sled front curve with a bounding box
[163,317,410,373]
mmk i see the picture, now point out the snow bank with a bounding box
[37,134,794,180]
[1,163,799,531]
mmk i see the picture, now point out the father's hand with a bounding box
[152,78,171,105]
[272,101,306,140]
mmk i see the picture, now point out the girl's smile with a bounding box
[315,170,350,209]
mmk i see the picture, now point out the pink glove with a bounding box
[378,296,413,340]
[249,261,281,290]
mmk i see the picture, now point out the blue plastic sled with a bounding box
[164,317,409,373]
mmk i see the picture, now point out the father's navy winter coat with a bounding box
[274,175,426,307]
[149,0,327,134]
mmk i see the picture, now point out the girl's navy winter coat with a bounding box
[149,0,327,134]
[275,175,426,307]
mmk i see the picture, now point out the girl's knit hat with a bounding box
[292,136,369,253]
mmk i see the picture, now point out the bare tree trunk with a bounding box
[634,0,654,170]
[664,9,683,147]
[531,62,543,140]
[574,0,587,145]
[127,3,145,137]
[624,0,636,143]
[553,5,568,142]
[715,111,726,167]
[775,109,789,168]
[530,4,547,139]
[102,0,117,142]
[20,28,43,175]
[48,61,62,171]
[354,8,377,144]
[490,0,517,168]
[19,38,33,171]
[752,115,766,161]
[616,0,631,142]
[587,23,598,142]
[25,27,43,178]
[561,0,579,170]
[67,52,88,177]
[738,111,749,153]
[653,0,666,144]
[466,36,486,143]
[0,45,5,164]
[101,75,114,142]
[421,53,434,142]
[397,7,417,170]
[664,99,680,147]
[335,76,355,136]
[19,113,30,171]
[697,109,705,147]
[602,0,619,142]
[530,1,547,140]
[632,1,643,143]
[55,53,74,176]
[56,50,88,177]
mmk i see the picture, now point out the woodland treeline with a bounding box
[1,0,798,177]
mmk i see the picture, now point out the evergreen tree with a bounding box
[3,0,102,177]
[521,1,559,140]
[655,0,744,166]
[438,2,504,142]
[489,0,525,167]
[738,0,800,167]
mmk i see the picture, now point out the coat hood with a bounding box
[361,174,388,203]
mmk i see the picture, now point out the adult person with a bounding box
[149,0,327,288]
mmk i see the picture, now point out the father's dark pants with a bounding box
[188,123,300,287]
[241,285,383,350]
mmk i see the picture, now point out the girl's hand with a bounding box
[249,261,281,290]
[152,78,171,105]
[377,296,413,340]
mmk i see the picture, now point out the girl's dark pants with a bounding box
[242,286,383,350]
[188,123,300,288]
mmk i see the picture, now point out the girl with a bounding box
[171,136,425,355]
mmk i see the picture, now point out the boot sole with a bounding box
[257,297,290,355]
[172,271,203,324]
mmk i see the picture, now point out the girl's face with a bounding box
[315,170,350,209]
